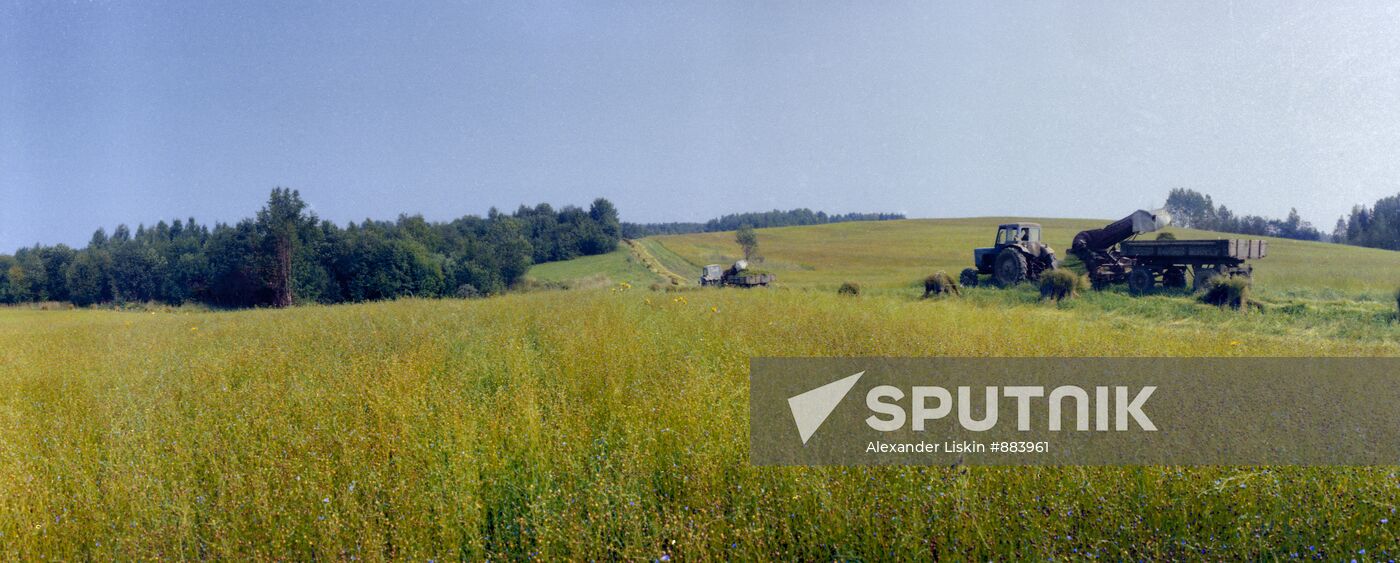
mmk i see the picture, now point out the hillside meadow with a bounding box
[1,287,1397,560]
[649,218,1400,296]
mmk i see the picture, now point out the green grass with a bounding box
[652,217,1400,296]
[525,246,663,288]
[0,291,1397,560]
[2,217,1397,559]
[635,238,701,282]
[648,218,1400,341]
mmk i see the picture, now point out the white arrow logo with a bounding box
[787,371,865,445]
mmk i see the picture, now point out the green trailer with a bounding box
[1116,239,1267,293]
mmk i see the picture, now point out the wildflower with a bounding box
[1229,340,1240,346]
[711,306,718,313]
[190,326,198,332]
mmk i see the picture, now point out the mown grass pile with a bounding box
[0,291,1397,560]
[922,271,959,297]
[1200,276,1252,310]
[1038,270,1085,302]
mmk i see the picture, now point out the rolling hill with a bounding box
[645,217,1400,295]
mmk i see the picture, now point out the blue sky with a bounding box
[4,1,1400,250]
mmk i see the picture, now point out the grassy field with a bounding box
[525,246,665,288]
[1,289,1398,560]
[652,217,1400,296]
[2,218,1398,559]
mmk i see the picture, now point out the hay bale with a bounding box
[1039,269,1086,302]
[1199,276,1251,310]
[838,282,861,296]
[923,271,960,298]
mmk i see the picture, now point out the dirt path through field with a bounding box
[624,239,689,286]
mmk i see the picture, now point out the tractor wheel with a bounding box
[1193,268,1221,292]
[1162,268,1188,289]
[993,249,1028,287]
[959,268,980,288]
[1127,268,1156,295]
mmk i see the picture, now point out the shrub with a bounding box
[1039,269,1085,302]
[838,282,861,296]
[1394,286,1400,317]
[1156,232,1177,241]
[454,284,482,299]
[1199,276,1251,310]
[923,271,960,298]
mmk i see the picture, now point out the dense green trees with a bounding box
[0,190,621,308]
[1164,188,1400,249]
[622,209,903,238]
[1164,188,1324,241]
[1334,193,1400,250]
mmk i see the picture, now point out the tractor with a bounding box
[960,222,1059,287]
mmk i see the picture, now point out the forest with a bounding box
[1163,188,1400,249]
[621,209,904,238]
[0,189,622,307]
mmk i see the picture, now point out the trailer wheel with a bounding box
[1194,268,1221,292]
[959,268,980,288]
[1162,268,1188,289]
[1128,268,1156,295]
[993,249,1028,286]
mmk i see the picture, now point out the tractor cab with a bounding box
[974,223,1042,273]
[996,223,1041,245]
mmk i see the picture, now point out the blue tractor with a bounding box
[960,222,1060,287]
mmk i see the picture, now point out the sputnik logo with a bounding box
[787,371,864,445]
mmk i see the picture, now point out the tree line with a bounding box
[1164,188,1324,241]
[622,209,904,238]
[1164,188,1399,250]
[0,189,622,307]
[1332,193,1400,250]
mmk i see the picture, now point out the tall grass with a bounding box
[0,292,1396,560]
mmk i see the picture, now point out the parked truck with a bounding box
[700,260,775,288]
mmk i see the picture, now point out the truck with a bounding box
[700,260,775,288]
[959,222,1060,287]
[1069,209,1267,293]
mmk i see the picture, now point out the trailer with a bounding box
[700,260,775,287]
[1116,239,1267,293]
[1069,209,1268,294]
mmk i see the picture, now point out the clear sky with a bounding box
[4,1,1400,250]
